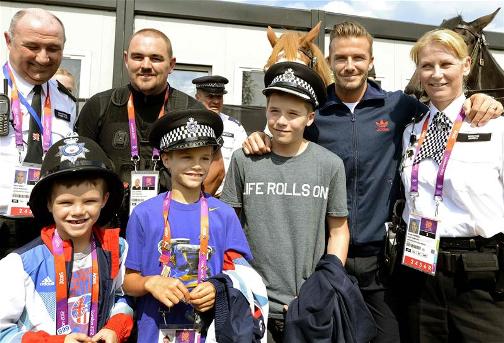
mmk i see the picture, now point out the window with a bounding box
[242,69,265,107]
[170,64,211,97]
[59,58,81,97]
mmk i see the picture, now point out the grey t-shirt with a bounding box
[221,142,348,318]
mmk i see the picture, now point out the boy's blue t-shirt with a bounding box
[125,192,252,343]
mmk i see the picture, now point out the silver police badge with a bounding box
[58,137,89,164]
[186,118,198,134]
[283,68,296,82]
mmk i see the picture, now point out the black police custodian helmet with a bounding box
[29,135,124,227]
[149,109,223,152]
[263,61,327,109]
[192,75,229,95]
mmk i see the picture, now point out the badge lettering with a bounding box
[456,133,491,142]
[55,109,71,122]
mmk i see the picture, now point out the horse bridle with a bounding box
[455,23,504,101]
[455,24,485,66]
[298,46,318,69]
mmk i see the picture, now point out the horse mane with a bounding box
[264,26,334,87]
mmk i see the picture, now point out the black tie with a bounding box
[24,85,43,164]
[414,112,453,165]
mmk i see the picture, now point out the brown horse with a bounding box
[405,8,504,104]
[265,22,333,87]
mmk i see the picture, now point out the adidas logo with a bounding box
[40,276,54,286]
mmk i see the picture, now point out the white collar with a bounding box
[7,60,48,98]
[428,94,466,123]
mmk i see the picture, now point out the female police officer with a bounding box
[399,29,504,342]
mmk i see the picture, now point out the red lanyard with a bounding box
[410,108,465,214]
[53,229,99,336]
[126,88,169,169]
[159,192,209,283]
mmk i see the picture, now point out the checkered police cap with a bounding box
[149,109,224,151]
[263,61,326,109]
[159,118,216,150]
[192,75,229,95]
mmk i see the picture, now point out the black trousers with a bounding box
[346,254,401,343]
[0,216,39,258]
[267,318,284,343]
[398,245,504,343]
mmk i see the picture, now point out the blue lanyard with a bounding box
[3,63,44,133]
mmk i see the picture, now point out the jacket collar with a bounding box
[320,79,386,113]
[41,225,121,278]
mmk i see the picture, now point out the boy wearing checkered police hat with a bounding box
[0,135,133,342]
[220,61,350,341]
[123,109,255,342]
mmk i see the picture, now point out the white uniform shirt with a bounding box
[0,62,76,212]
[401,94,504,238]
[217,112,248,194]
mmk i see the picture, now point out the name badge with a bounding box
[7,164,41,217]
[401,212,440,275]
[456,133,491,142]
[222,132,234,138]
[129,171,159,214]
[54,109,71,122]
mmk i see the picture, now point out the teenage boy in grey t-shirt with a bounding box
[221,62,349,342]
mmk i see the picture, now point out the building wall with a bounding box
[1,1,503,103]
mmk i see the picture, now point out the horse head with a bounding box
[265,22,333,87]
[405,8,503,102]
[441,8,499,58]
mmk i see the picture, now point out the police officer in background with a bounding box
[77,28,225,228]
[193,75,247,195]
[0,8,76,257]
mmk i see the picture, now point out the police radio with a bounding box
[0,79,10,136]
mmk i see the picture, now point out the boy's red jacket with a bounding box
[0,225,133,342]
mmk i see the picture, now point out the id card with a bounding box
[401,213,440,275]
[7,165,41,217]
[129,171,159,214]
[159,327,200,343]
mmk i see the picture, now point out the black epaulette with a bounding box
[228,115,241,125]
[56,80,76,102]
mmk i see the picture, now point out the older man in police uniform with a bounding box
[1,8,76,257]
[193,75,247,195]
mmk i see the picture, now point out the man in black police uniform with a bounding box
[0,8,76,258]
[77,28,225,228]
[193,75,248,195]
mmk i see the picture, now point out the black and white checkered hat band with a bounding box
[269,72,318,107]
[196,82,225,89]
[160,124,216,150]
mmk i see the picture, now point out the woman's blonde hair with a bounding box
[410,29,469,65]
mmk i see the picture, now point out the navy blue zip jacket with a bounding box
[305,80,427,249]
[284,254,377,342]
